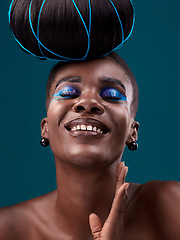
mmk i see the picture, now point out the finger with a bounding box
[89,213,103,240]
[107,183,129,224]
[116,164,128,192]
[116,161,124,180]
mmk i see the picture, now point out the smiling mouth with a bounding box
[64,118,110,135]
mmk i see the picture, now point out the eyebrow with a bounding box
[99,77,126,91]
[54,76,126,91]
[55,76,81,90]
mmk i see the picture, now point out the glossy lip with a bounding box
[64,118,110,137]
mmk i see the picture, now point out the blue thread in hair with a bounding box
[29,0,45,58]
[36,0,63,61]
[29,0,58,60]
[10,0,90,61]
[114,0,135,47]
[9,0,135,61]
[11,32,45,59]
[99,0,135,57]
[109,0,124,43]
[29,0,71,60]
[87,0,92,59]
[71,0,91,59]
[9,0,45,59]
[123,0,135,44]
[12,33,45,59]
[82,0,92,59]
[34,0,92,61]
[37,0,69,61]
[8,0,14,22]
[29,0,91,60]
[36,0,45,58]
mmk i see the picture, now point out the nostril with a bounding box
[73,103,104,114]
[91,107,101,112]
[76,106,85,111]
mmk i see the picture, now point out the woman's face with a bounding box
[41,57,138,168]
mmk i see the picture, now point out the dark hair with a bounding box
[45,52,139,117]
[9,0,135,61]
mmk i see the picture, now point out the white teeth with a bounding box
[81,125,86,130]
[70,125,103,133]
[87,125,93,131]
[72,126,76,131]
[93,127,97,132]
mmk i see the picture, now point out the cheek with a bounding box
[109,106,130,144]
[47,101,69,141]
[48,99,70,121]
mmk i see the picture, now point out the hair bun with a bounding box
[9,0,135,61]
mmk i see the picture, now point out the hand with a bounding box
[89,162,129,240]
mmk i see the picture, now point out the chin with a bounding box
[56,144,123,169]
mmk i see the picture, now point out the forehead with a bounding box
[50,57,133,102]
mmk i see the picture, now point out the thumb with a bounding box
[89,213,103,239]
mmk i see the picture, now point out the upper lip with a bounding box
[64,118,110,134]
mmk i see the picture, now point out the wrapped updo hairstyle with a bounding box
[9,0,135,61]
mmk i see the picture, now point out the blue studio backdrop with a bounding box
[0,0,180,207]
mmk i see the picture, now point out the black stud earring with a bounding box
[40,138,49,147]
[128,141,138,151]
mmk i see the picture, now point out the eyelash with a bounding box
[100,87,127,102]
[53,87,81,99]
[53,86,126,102]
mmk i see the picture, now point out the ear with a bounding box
[41,117,49,139]
[126,121,139,145]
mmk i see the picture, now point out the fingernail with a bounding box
[121,161,125,166]
[125,183,130,191]
[125,167,128,176]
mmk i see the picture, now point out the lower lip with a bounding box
[66,129,107,138]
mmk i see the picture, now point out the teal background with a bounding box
[0,0,180,207]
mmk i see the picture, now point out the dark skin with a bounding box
[0,57,180,240]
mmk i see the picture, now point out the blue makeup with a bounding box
[51,86,81,102]
[100,87,127,102]
[51,85,128,114]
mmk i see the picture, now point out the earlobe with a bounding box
[41,118,49,139]
[126,121,139,145]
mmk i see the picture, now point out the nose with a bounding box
[72,94,104,115]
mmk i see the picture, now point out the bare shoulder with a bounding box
[127,180,180,240]
[0,203,30,240]
[138,180,180,209]
[0,191,56,240]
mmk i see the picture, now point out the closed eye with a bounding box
[100,87,127,102]
[53,86,81,99]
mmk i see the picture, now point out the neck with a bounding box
[54,159,120,238]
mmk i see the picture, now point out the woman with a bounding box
[0,52,180,240]
[3,0,180,239]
